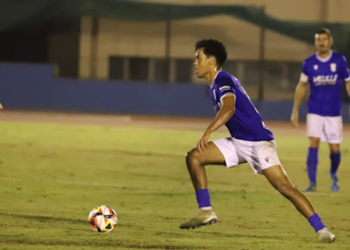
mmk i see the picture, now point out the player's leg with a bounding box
[240,139,316,218]
[324,116,342,192]
[305,137,320,191]
[241,139,334,242]
[305,114,323,191]
[180,142,226,229]
[185,142,225,190]
[264,165,315,218]
[263,165,335,243]
[328,143,340,191]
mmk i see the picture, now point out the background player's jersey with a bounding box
[209,71,274,141]
[301,51,350,116]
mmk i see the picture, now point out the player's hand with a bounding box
[291,110,299,127]
[197,130,211,153]
[0,102,2,109]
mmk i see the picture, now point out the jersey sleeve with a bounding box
[215,76,236,103]
[299,61,309,83]
[340,56,350,81]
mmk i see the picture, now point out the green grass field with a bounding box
[0,120,350,250]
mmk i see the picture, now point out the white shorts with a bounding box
[306,114,342,144]
[213,138,282,174]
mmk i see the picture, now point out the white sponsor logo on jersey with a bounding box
[314,65,318,70]
[313,74,338,85]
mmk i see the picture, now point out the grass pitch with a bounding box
[0,120,349,250]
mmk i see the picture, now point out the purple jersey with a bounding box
[301,51,350,116]
[210,71,274,141]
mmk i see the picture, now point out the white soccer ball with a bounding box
[88,205,118,233]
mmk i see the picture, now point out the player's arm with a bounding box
[197,94,235,153]
[0,102,2,109]
[291,72,308,127]
[206,94,235,134]
[346,80,350,97]
[346,80,350,116]
[340,56,350,117]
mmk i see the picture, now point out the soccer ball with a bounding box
[88,205,118,233]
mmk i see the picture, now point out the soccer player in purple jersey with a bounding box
[291,28,350,192]
[179,39,335,243]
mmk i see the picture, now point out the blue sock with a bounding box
[307,147,318,185]
[330,151,341,176]
[308,213,325,232]
[196,189,211,208]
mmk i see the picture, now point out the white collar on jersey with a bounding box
[210,69,222,87]
[316,50,333,63]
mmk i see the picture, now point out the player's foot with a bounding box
[180,209,218,229]
[317,228,335,243]
[330,172,339,192]
[331,183,339,192]
[304,182,316,192]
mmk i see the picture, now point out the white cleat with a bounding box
[180,209,218,229]
[318,228,335,243]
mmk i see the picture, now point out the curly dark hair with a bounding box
[195,39,228,68]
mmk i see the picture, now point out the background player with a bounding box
[291,28,350,192]
[179,39,335,243]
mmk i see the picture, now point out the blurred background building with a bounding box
[1,0,350,118]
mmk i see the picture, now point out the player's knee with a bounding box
[185,149,201,166]
[330,149,340,154]
[309,137,320,147]
[329,145,340,154]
